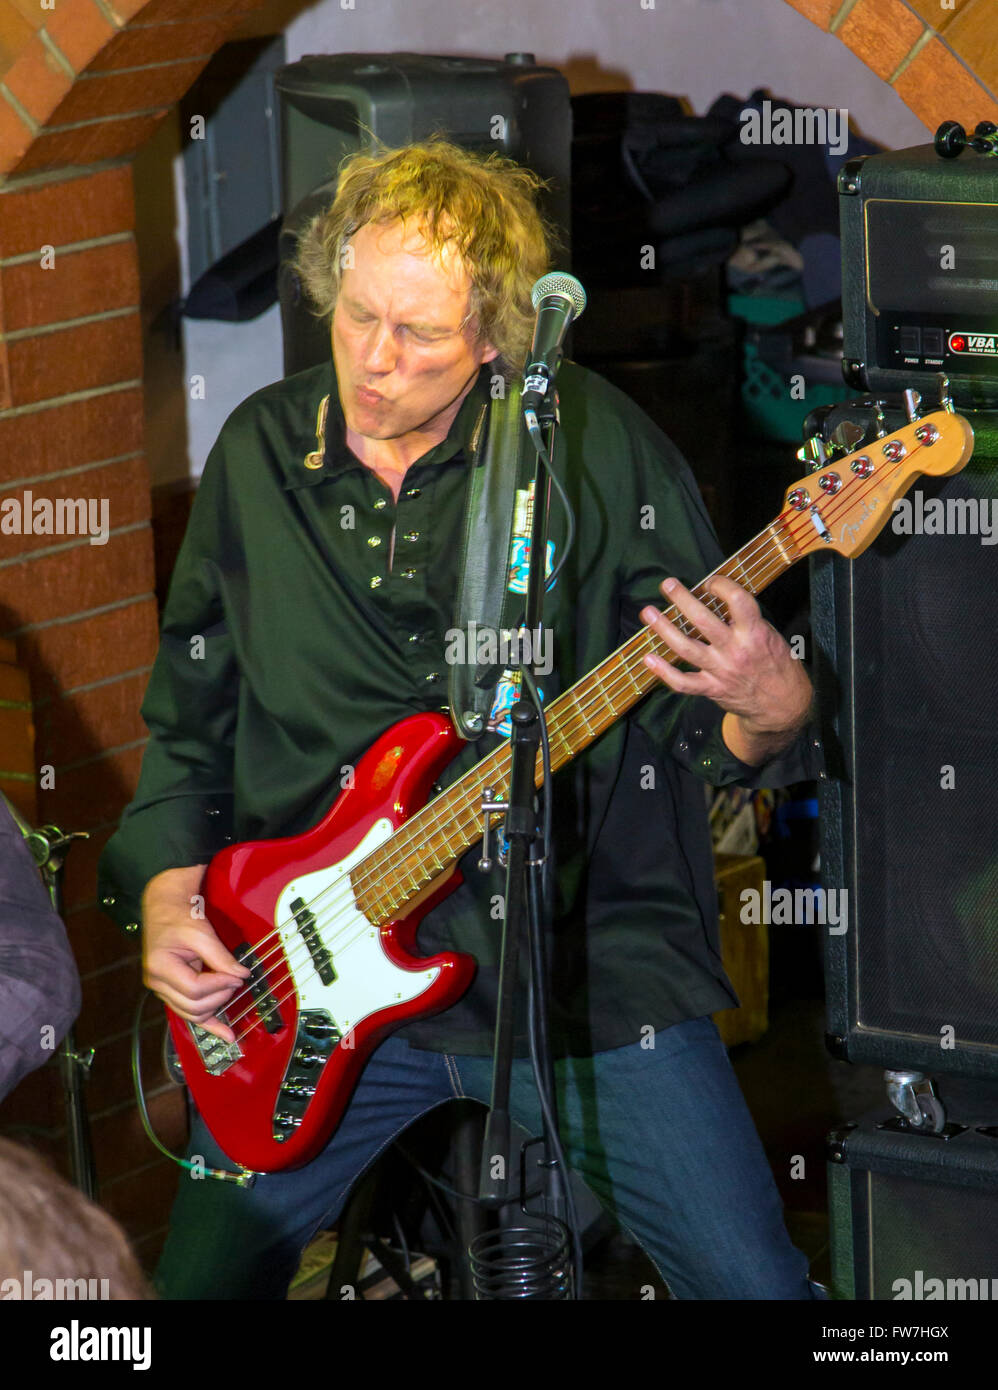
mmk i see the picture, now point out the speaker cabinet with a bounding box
[274,53,572,376]
[813,403,998,1077]
[828,1090,998,1300]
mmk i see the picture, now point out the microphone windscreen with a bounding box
[530,272,587,319]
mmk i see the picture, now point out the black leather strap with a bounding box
[448,384,533,740]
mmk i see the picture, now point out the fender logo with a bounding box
[839,495,880,545]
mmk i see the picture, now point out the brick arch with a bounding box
[785,0,998,129]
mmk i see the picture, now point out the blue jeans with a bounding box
[156,1015,819,1299]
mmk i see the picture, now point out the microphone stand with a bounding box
[474,382,574,1298]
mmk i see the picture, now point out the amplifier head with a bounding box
[840,143,998,408]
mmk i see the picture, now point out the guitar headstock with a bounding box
[780,409,975,559]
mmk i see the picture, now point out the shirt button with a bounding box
[373,498,387,510]
[401,568,417,580]
[403,531,419,542]
[370,576,383,589]
[366,536,382,547]
[407,633,421,644]
[425,672,440,683]
[405,487,421,498]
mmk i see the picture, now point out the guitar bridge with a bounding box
[188,1012,242,1075]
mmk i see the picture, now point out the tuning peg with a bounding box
[873,402,888,438]
[936,372,954,413]
[796,435,829,470]
[935,120,967,158]
[971,121,998,155]
[830,420,864,453]
[903,388,922,423]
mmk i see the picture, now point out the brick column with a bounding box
[0,0,265,1273]
[0,161,187,1267]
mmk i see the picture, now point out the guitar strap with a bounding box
[447,380,535,741]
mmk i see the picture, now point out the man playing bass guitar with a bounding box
[99,139,820,1299]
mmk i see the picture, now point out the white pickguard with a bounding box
[274,819,440,1034]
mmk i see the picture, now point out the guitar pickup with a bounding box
[233,942,283,1033]
[289,896,337,986]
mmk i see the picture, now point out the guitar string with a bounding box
[207,439,934,1045]
[216,440,931,1044]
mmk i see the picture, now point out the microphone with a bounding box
[521,272,587,423]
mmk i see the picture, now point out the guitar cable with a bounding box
[131,990,257,1186]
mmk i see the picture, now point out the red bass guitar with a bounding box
[167,407,974,1173]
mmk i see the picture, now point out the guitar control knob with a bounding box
[850,456,874,478]
[818,473,842,494]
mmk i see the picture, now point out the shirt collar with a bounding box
[282,361,493,491]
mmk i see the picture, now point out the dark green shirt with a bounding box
[97,358,820,1055]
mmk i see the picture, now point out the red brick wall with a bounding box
[0,0,262,1274]
[0,161,183,1271]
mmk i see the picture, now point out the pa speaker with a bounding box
[812,401,998,1077]
[274,53,572,376]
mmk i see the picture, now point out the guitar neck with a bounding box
[353,517,801,924]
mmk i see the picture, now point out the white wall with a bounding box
[168,0,931,484]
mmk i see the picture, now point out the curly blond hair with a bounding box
[291,138,554,376]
